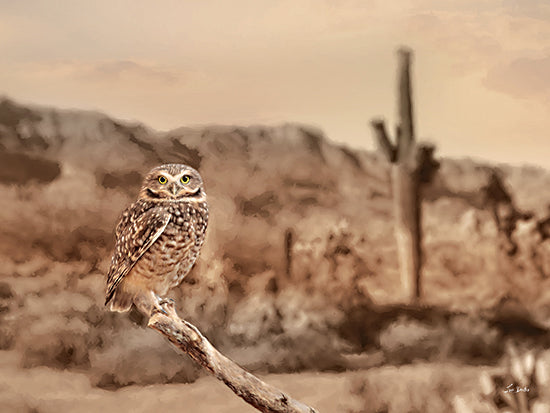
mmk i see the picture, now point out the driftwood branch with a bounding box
[148,302,318,413]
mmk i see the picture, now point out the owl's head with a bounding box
[139,164,206,202]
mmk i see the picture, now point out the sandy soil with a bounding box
[0,349,500,413]
[0,349,359,412]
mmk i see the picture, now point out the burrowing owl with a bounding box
[105,164,208,316]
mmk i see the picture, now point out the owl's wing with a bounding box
[105,202,171,305]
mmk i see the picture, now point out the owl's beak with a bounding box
[170,184,178,196]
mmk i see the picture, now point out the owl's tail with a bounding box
[107,289,133,312]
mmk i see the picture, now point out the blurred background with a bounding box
[1,1,550,412]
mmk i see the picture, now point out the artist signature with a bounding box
[504,384,530,394]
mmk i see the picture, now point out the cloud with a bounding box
[82,60,179,84]
[484,55,550,99]
[501,0,550,21]
[5,60,183,90]
[8,59,181,85]
[405,11,503,75]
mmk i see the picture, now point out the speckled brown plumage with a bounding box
[105,164,208,315]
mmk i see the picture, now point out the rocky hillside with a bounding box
[1,97,550,388]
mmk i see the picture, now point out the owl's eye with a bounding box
[180,175,191,185]
[158,176,168,184]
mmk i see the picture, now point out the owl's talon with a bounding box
[153,295,175,316]
[151,303,169,316]
[160,298,175,307]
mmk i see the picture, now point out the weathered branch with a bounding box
[148,303,318,413]
[370,119,396,162]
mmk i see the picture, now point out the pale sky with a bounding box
[1,0,549,168]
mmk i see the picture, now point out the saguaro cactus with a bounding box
[370,48,438,302]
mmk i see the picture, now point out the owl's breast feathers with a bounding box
[105,199,208,306]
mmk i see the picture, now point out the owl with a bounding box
[105,164,208,316]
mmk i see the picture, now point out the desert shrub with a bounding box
[447,316,503,363]
[19,313,91,369]
[377,313,505,365]
[225,270,349,372]
[89,326,199,388]
[453,346,550,413]
[350,363,481,413]
[378,317,447,364]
